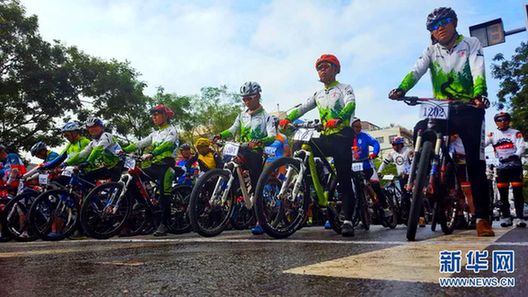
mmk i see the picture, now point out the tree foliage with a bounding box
[491,42,528,136]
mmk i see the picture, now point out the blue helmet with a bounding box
[426,7,457,31]
[391,136,405,145]
[61,121,82,132]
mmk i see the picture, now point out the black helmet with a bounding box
[426,7,457,31]
[180,143,191,150]
[30,141,48,156]
[494,112,511,122]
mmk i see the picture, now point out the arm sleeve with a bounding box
[135,133,153,150]
[152,128,178,156]
[42,152,67,169]
[484,133,493,147]
[377,153,393,173]
[515,132,526,156]
[398,47,432,92]
[337,85,356,122]
[468,38,487,97]
[286,94,317,121]
[368,135,380,155]
[220,114,240,139]
[261,114,278,145]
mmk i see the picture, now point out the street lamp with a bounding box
[469,4,528,47]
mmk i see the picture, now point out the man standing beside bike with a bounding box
[215,81,276,192]
[279,54,356,236]
[486,112,526,228]
[388,7,494,236]
[122,104,179,236]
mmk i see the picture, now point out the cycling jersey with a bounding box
[0,153,26,184]
[351,131,380,170]
[399,35,487,101]
[485,128,526,169]
[286,81,356,135]
[176,158,199,186]
[378,147,413,176]
[220,107,276,145]
[71,132,121,169]
[265,133,289,164]
[124,124,179,164]
[45,150,59,163]
[43,137,91,169]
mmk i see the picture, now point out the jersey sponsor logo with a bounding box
[495,140,514,150]
[515,132,523,139]
[457,50,467,57]
[395,156,405,166]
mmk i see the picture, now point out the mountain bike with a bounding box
[394,96,467,241]
[253,120,344,238]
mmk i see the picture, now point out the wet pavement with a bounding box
[0,223,526,297]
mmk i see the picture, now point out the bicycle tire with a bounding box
[4,190,40,242]
[407,140,433,241]
[254,157,309,239]
[167,185,193,234]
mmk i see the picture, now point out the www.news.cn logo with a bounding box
[438,250,515,288]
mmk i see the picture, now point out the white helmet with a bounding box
[240,81,262,97]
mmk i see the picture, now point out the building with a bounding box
[362,121,413,157]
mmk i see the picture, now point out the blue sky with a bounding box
[22,0,527,132]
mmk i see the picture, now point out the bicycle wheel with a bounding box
[166,185,193,234]
[384,190,398,229]
[407,140,433,241]
[328,194,344,234]
[0,198,13,242]
[189,169,235,237]
[4,190,40,242]
[360,188,371,231]
[28,189,79,241]
[80,182,131,239]
[254,157,309,239]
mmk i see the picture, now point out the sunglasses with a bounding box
[495,118,510,123]
[431,17,453,31]
[242,95,257,102]
[316,62,332,71]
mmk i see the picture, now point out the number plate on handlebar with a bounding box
[38,174,49,185]
[124,157,136,169]
[419,100,449,120]
[382,174,395,181]
[293,129,320,141]
[223,142,240,157]
[61,166,74,177]
[264,146,277,157]
[352,162,364,172]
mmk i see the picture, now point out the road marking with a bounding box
[0,243,166,258]
[283,228,512,284]
[96,260,144,266]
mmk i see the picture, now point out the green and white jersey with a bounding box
[220,107,276,145]
[286,81,356,135]
[76,132,121,169]
[124,124,179,164]
[399,35,487,101]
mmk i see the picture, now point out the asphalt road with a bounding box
[0,223,526,297]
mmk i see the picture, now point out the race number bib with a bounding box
[419,101,449,120]
[38,174,49,185]
[124,157,136,169]
[61,166,74,177]
[223,142,240,157]
[352,162,364,172]
[264,146,277,157]
[382,174,395,181]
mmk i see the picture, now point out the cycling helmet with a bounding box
[150,104,175,120]
[391,136,405,145]
[494,112,511,122]
[351,118,361,125]
[195,138,210,147]
[315,54,341,73]
[30,141,48,156]
[85,117,104,128]
[180,143,192,150]
[426,7,457,31]
[61,121,81,132]
[240,81,262,97]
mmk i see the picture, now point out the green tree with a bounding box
[491,42,528,136]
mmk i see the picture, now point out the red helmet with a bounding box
[150,104,174,120]
[315,54,340,73]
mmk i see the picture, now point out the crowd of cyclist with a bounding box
[0,7,526,241]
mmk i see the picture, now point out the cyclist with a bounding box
[122,104,179,236]
[0,145,27,190]
[187,138,223,172]
[279,54,356,236]
[388,7,494,236]
[377,137,412,180]
[485,112,526,228]
[30,141,59,163]
[175,143,199,186]
[67,117,123,183]
[252,116,290,235]
[215,81,276,195]
[351,118,392,225]
[42,122,91,170]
